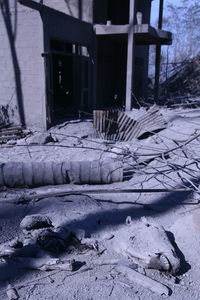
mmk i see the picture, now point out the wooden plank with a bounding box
[115,112,124,140]
[124,119,137,141]
[93,110,97,130]
[5,187,192,204]
[0,126,22,133]
[128,121,142,140]
[120,115,133,141]
[117,114,130,140]
[0,135,19,142]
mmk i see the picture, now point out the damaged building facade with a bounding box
[0,0,172,129]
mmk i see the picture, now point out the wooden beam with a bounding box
[125,0,135,111]
[3,188,193,204]
[154,0,164,103]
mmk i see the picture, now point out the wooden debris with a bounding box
[6,284,19,300]
[0,125,24,144]
[13,257,75,271]
[116,264,170,296]
[1,187,193,205]
[93,106,167,141]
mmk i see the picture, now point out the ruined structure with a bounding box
[0,0,172,129]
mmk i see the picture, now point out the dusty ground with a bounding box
[0,106,200,299]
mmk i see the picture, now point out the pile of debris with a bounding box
[161,54,200,102]
[1,106,200,298]
[0,214,180,297]
[93,106,167,141]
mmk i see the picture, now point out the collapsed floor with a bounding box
[0,106,200,299]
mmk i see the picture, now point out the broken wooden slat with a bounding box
[93,107,166,141]
[116,264,169,296]
[13,257,75,271]
[124,118,137,141]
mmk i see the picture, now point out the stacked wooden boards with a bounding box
[0,124,24,143]
[93,106,167,141]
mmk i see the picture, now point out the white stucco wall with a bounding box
[43,0,93,23]
[0,0,46,129]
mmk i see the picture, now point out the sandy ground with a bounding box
[0,107,200,299]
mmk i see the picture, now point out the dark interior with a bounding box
[48,40,91,125]
[96,35,127,108]
[50,40,74,123]
[107,0,129,25]
[93,0,129,25]
[52,54,73,119]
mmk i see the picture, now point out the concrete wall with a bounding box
[43,0,93,23]
[134,0,152,99]
[0,0,95,129]
[0,0,153,129]
[134,46,149,98]
[41,5,95,125]
[0,0,46,129]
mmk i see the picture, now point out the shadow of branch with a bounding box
[0,0,26,127]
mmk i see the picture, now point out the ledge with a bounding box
[94,24,130,35]
[134,24,172,45]
[94,23,172,45]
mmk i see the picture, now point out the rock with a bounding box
[6,284,19,300]
[37,229,65,253]
[17,133,57,145]
[9,238,23,249]
[6,140,16,145]
[72,229,86,241]
[20,215,52,231]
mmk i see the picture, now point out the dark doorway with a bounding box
[52,54,73,121]
[45,40,91,127]
[96,35,127,108]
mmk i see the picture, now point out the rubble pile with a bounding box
[161,54,200,100]
[1,107,200,299]
[0,213,180,297]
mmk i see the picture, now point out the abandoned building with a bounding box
[0,0,172,129]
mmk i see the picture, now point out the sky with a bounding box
[151,0,181,24]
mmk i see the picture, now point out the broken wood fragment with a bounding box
[116,264,170,296]
[1,187,194,204]
[12,257,75,272]
[6,284,19,300]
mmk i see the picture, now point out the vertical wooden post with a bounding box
[154,0,164,103]
[125,0,135,111]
